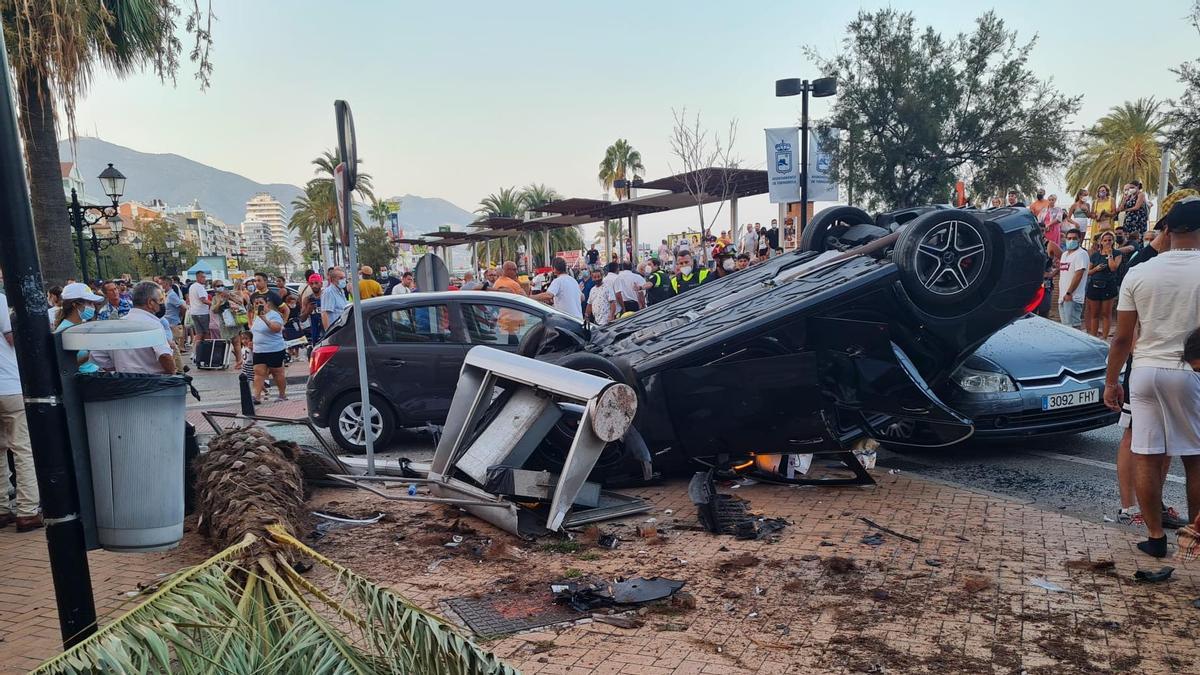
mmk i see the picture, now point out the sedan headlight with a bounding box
[953,366,1016,393]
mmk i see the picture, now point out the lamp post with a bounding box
[774,76,837,234]
[132,234,176,276]
[68,163,126,281]
[84,214,123,280]
[613,177,644,265]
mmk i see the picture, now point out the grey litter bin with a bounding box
[77,372,188,552]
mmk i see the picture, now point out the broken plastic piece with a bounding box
[1134,567,1174,583]
[1029,577,1069,593]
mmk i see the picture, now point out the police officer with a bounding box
[642,258,671,306]
[670,250,710,296]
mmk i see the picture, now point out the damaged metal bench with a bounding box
[332,346,651,537]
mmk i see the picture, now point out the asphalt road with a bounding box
[877,422,1191,526]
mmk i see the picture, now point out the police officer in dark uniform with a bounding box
[670,250,710,296]
[642,258,671,306]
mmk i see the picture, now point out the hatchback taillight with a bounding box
[310,345,339,376]
[1023,285,1046,314]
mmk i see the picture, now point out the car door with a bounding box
[458,299,546,353]
[366,301,464,423]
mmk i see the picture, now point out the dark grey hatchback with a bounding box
[307,291,575,452]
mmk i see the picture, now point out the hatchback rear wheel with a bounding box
[330,393,395,454]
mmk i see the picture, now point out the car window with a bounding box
[369,304,453,343]
[461,302,543,345]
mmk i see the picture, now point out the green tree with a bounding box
[130,218,196,277]
[520,183,560,214]
[1170,61,1200,187]
[368,196,399,227]
[263,244,295,272]
[287,149,374,267]
[598,139,645,199]
[477,187,524,217]
[356,226,396,272]
[808,9,1076,209]
[1067,99,1172,196]
[2,1,213,284]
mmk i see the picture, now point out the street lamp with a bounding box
[92,215,122,279]
[133,235,175,276]
[775,76,837,233]
[68,162,126,281]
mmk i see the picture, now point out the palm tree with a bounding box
[3,2,214,283]
[33,427,515,674]
[520,183,560,215]
[368,196,399,227]
[598,139,645,200]
[477,187,524,218]
[1067,99,1173,196]
[263,244,294,271]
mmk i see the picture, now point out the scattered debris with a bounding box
[962,576,993,593]
[637,525,659,539]
[870,589,890,601]
[1029,577,1070,593]
[1064,559,1117,573]
[553,577,685,611]
[1134,567,1174,584]
[654,621,689,632]
[858,517,922,543]
[1102,515,1115,523]
[819,541,835,547]
[597,533,620,549]
[689,471,788,540]
[861,533,885,546]
[822,556,858,574]
[716,553,761,572]
[800,554,820,562]
[592,614,643,629]
[925,558,943,567]
[719,590,743,599]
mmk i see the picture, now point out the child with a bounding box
[282,296,304,362]
[239,330,269,397]
[1185,327,1200,372]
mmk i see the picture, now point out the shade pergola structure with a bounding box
[524,169,769,263]
[424,230,511,272]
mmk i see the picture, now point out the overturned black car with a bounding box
[523,206,1047,480]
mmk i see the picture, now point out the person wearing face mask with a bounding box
[1030,187,1049,218]
[670,250,711,296]
[714,248,737,278]
[320,267,349,331]
[1069,189,1092,243]
[1116,181,1149,237]
[1057,228,1091,329]
[641,259,671,306]
[53,282,104,373]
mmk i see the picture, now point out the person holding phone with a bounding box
[249,294,287,403]
[1084,231,1122,338]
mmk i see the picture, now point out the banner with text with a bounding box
[808,129,839,203]
[765,127,802,204]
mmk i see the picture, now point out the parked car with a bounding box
[307,291,578,452]
[937,313,1117,440]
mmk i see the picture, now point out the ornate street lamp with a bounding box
[69,163,126,281]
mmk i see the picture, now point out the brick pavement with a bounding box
[4,471,1200,673]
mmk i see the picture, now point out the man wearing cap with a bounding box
[358,266,384,299]
[1104,197,1200,558]
[301,273,325,348]
[0,290,41,531]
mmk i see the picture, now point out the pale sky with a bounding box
[68,0,1198,245]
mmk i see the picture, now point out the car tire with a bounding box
[893,209,999,313]
[801,206,874,252]
[329,392,395,455]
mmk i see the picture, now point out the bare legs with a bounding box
[270,366,287,400]
[1097,298,1115,339]
[253,363,268,401]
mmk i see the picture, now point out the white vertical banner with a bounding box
[765,127,802,204]
[808,129,840,203]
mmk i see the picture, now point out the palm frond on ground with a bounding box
[1067,98,1172,195]
[33,428,514,675]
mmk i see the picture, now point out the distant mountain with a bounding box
[58,137,474,232]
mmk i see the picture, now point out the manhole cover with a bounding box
[445,592,585,637]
